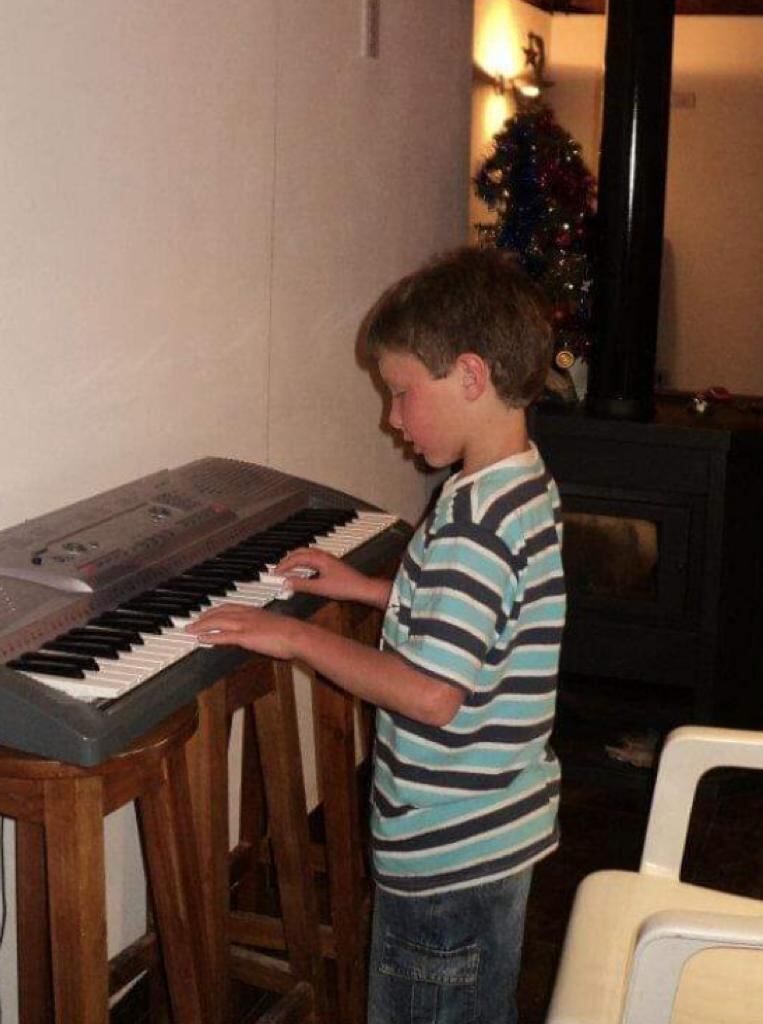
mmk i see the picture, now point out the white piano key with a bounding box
[87,664,145,683]
[253,574,295,599]
[356,511,398,524]
[207,593,270,609]
[311,539,352,554]
[329,524,382,537]
[22,671,128,700]
[256,573,288,588]
[235,581,282,597]
[119,640,180,661]
[262,564,316,580]
[105,656,160,675]
[143,627,198,645]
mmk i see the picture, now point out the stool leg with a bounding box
[235,703,269,911]
[138,745,211,1024]
[145,888,172,1024]
[16,820,54,1024]
[256,662,329,1021]
[43,776,109,1024]
[314,674,369,1024]
[186,681,231,1024]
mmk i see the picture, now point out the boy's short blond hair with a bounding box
[362,246,553,407]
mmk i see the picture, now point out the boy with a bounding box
[187,246,566,1024]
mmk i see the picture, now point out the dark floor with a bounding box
[115,673,763,1023]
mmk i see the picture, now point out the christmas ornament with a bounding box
[555,349,575,371]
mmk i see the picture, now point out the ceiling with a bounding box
[522,1,763,13]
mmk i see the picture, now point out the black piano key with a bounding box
[229,544,289,561]
[154,587,211,607]
[208,552,258,565]
[277,517,329,529]
[295,509,356,525]
[122,596,201,616]
[66,627,141,649]
[203,559,260,580]
[168,576,230,597]
[14,651,99,673]
[233,535,290,549]
[260,527,318,541]
[44,639,121,659]
[113,607,175,629]
[221,559,277,576]
[93,612,166,634]
[255,538,314,552]
[147,591,203,610]
[8,657,86,680]
[180,570,238,588]
[187,561,238,578]
[275,517,347,535]
[245,530,298,543]
[209,549,267,565]
[221,557,269,569]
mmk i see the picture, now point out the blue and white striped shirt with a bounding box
[371,443,565,896]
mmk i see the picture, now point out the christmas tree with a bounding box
[474,57,597,392]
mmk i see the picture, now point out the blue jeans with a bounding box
[367,868,533,1024]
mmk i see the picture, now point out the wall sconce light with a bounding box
[472,32,553,103]
[513,32,553,99]
[472,62,509,95]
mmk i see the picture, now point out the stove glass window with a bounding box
[563,512,658,600]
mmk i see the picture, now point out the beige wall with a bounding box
[0,1,277,528]
[0,1,472,1017]
[548,14,763,396]
[269,2,472,516]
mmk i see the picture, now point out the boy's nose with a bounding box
[387,404,403,432]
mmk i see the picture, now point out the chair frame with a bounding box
[623,726,763,1024]
[548,725,763,1024]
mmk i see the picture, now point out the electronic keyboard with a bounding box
[0,458,409,765]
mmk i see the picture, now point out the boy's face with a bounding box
[377,350,468,469]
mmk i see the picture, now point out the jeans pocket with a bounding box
[377,933,480,1024]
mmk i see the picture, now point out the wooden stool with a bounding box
[187,657,328,1024]
[231,601,383,1024]
[7,704,210,1024]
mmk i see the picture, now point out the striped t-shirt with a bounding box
[371,443,565,896]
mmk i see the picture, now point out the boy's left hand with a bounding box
[185,605,300,660]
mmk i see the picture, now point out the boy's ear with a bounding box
[455,353,490,400]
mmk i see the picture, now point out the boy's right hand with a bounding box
[276,548,389,607]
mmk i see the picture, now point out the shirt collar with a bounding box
[441,441,540,497]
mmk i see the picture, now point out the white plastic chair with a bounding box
[546,726,763,1024]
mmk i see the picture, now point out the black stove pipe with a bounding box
[586,0,676,422]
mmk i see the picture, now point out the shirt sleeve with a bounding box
[393,523,514,693]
